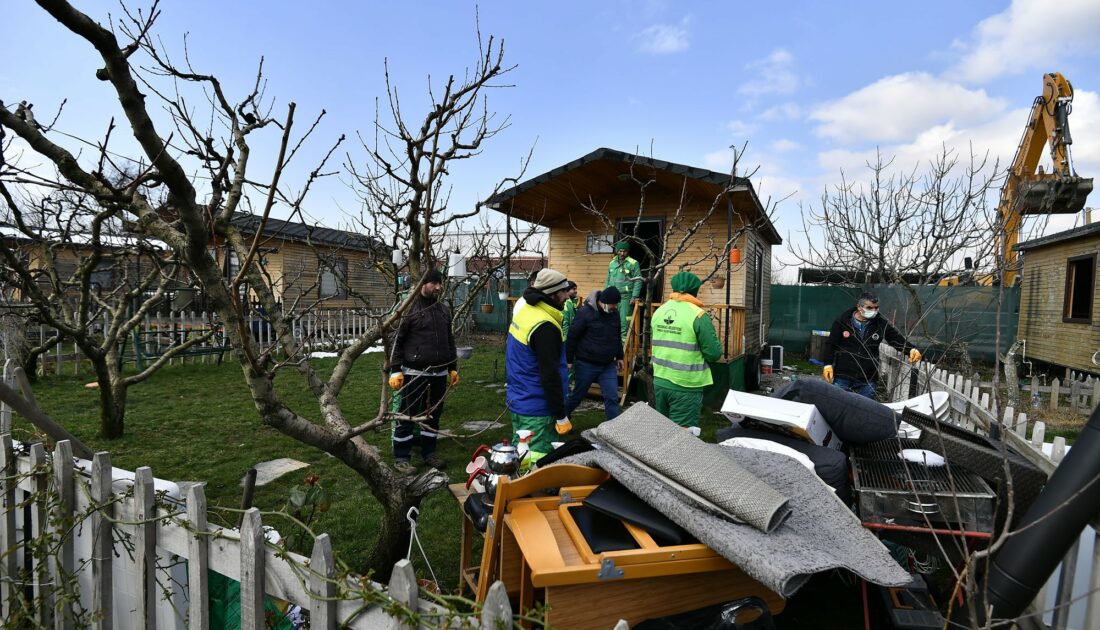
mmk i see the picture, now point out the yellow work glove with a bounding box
[449,370,460,386]
[909,349,922,364]
[388,372,404,390]
[555,417,573,435]
[823,365,834,383]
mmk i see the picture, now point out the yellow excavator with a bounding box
[941,72,1092,286]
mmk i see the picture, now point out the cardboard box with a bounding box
[720,390,842,450]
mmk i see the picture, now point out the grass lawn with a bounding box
[24,335,738,585]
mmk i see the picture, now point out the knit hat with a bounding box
[567,280,577,290]
[531,268,570,294]
[423,268,444,284]
[670,271,702,296]
[599,286,622,304]
[614,241,630,252]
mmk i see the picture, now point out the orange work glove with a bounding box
[555,417,573,435]
[908,349,922,364]
[449,370,460,386]
[388,372,404,390]
[823,365,834,383]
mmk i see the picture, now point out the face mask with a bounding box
[601,304,617,314]
[861,308,878,319]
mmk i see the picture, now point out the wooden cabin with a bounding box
[221,213,392,311]
[1016,221,1100,374]
[486,148,781,392]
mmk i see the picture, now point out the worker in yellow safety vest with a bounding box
[650,271,722,428]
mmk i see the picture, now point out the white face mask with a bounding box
[860,308,878,319]
[601,304,617,314]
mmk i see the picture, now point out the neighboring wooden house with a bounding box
[486,148,781,392]
[221,213,392,311]
[1016,221,1100,374]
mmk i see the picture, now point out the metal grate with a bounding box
[853,458,989,495]
[901,407,995,447]
[851,437,922,461]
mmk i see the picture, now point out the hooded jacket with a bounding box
[566,292,625,365]
[389,293,457,373]
[824,306,914,383]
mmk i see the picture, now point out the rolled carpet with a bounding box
[588,403,791,533]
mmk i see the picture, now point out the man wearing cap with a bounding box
[565,286,625,420]
[561,281,579,342]
[506,268,574,462]
[387,269,459,474]
[823,291,921,400]
[606,242,641,342]
[650,271,722,428]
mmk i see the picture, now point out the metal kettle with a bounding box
[472,439,527,477]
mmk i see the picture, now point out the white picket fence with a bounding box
[882,349,1100,630]
[18,307,385,375]
[0,431,542,629]
[957,372,1100,415]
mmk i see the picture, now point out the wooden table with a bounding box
[448,482,479,596]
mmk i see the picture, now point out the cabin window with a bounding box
[89,260,115,291]
[586,234,615,254]
[1063,254,1096,323]
[320,259,348,299]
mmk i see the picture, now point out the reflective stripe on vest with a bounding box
[651,300,713,388]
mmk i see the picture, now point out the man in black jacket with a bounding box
[388,269,459,473]
[823,292,921,400]
[565,286,625,420]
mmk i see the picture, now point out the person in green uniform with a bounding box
[606,241,641,342]
[650,271,722,428]
[561,281,579,341]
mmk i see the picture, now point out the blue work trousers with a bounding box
[566,359,621,420]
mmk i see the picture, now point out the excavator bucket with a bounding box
[1017,176,1093,215]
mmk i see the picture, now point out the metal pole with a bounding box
[505,207,512,333]
[724,198,733,359]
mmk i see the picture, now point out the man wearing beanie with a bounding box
[387,268,459,474]
[565,286,625,420]
[606,241,641,342]
[506,268,573,462]
[650,271,722,428]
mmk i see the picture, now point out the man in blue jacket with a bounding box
[506,268,573,463]
[565,287,624,420]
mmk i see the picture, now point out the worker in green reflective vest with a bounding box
[650,272,722,428]
[606,241,641,342]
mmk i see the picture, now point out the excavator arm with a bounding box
[997,72,1093,286]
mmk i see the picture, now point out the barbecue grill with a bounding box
[851,458,996,533]
[851,436,922,461]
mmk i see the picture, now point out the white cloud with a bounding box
[770,139,802,153]
[949,0,1100,83]
[737,48,799,97]
[760,102,802,121]
[724,119,756,137]
[810,72,1005,144]
[634,18,690,54]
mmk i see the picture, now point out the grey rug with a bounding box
[588,404,791,532]
[568,444,911,597]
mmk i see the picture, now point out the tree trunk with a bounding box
[93,361,126,439]
[1003,340,1021,412]
[361,470,445,580]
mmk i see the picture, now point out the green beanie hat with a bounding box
[670,271,702,296]
[614,241,630,252]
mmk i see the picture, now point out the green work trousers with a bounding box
[654,384,704,428]
[619,301,632,342]
[510,412,554,464]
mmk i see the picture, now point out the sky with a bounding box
[4,0,1100,282]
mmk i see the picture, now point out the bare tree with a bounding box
[0,0,527,575]
[788,147,1003,345]
[0,175,207,437]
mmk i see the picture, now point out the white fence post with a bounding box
[0,433,15,614]
[29,443,53,628]
[134,467,157,630]
[53,440,76,630]
[309,534,337,630]
[387,559,418,630]
[479,581,512,630]
[240,508,265,630]
[91,452,114,630]
[186,484,210,630]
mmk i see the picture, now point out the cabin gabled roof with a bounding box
[1015,221,1100,252]
[485,147,781,245]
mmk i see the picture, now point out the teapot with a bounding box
[472,439,527,477]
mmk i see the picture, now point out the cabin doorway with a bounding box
[616,218,664,302]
